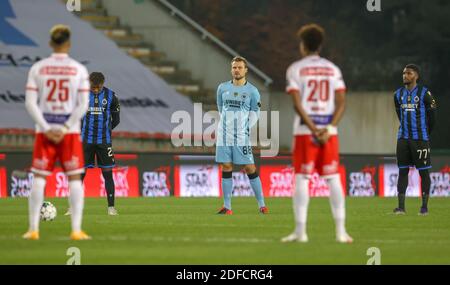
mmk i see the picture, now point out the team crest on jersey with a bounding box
[242,93,248,99]
[414,96,420,103]
[102,98,108,105]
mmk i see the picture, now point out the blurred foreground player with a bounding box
[215,56,268,215]
[281,24,352,243]
[65,72,120,216]
[393,64,437,216]
[23,25,91,240]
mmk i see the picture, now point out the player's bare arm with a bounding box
[318,90,346,144]
[330,90,346,127]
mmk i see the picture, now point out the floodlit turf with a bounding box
[0,197,450,265]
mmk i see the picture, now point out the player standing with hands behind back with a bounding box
[393,64,437,215]
[282,24,352,243]
[23,25,91,240]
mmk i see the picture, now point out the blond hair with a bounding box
[50,24,71,45]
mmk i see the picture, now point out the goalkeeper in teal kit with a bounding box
[215,56,268,215]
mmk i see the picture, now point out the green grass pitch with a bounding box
[0,197,450,264]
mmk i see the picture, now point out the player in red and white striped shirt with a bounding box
[281,24,353,243]
[23,25,91,241]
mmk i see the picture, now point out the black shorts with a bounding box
[83,143,115,169]
[396,139,431,170]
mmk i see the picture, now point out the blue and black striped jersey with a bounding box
[81,87,120,145]
[394,85,437,141]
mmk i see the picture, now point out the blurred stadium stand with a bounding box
[72,0,273,110]
[76,0,206,101]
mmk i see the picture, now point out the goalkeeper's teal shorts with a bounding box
[215,145,254,165]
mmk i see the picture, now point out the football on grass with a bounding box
[40,201,57,221]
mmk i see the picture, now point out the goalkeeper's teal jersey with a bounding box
[216,80,261,147]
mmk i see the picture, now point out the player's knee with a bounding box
[243,165,256,174]
[399,168,409,177]
[102,169,113,178]
[34,173,47,180]
[419,169,429,177]
[419,169,430,181]
[221,164,233,172]
[102,168,112,173]
[68,174,82,181]
[247,171,259,180]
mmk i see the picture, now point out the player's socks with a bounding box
[397,168,409,209]
[397,194,406,211]
[421,195,429,209]
[102,170,115,207]
[64,171,87,216]
[293,174,309,236]
[69,180,84,233]
[419,169,431,209]
[248,172,265,208]
[327,175,347,238]
[222,171,233,210]
[28,177,46,232]
[63,172,86,216]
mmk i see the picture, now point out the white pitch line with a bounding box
[364,239,450,245]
